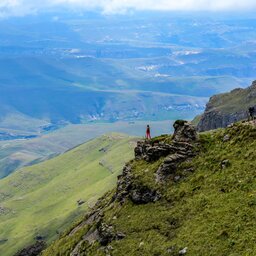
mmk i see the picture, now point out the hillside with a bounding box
[0,133,136,256]
[0,120,174,179]
[42,120,256,256]
[197,80,256,131]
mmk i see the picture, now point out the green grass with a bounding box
[43,122,256,256]
[0,120,175,179]
[0,133,136,256]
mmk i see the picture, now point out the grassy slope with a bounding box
[0,120,173,179]
[0,133,136,256]
[44,122,256,256]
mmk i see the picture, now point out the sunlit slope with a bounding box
[0,133,136,256]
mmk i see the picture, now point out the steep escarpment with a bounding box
[197,80,256,131]
[42,120,256,256]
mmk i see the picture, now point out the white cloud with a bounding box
[0,0,256,17]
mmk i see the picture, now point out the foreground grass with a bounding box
[0,133,136,256]
[44,122,256,256]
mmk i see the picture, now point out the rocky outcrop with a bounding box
[130,186,161,204]
[173,120,198,142]
[98,222,126,246]
[197,80,256,131]
[156,121,198,182]
[114,164,161,204]
[50,120,199,255]
[116,120,198,199]
[134,140,173,162]
[69,211,126,254]
[15,241,46,256]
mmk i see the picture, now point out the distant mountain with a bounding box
[197,80,256,131]
[0,133,135,256]
[1,12,256,131]
[42,120,256,256]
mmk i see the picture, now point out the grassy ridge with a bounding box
[0,133,136,256]
[206,84,256,114]
[0,120,173,179]
[43,122,256,256]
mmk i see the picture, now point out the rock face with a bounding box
[197,80,256,131]
[68,210,126,254]
[114,164,161,204]
[197,110,247,132]
[156,121,198,182]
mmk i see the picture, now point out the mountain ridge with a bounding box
[197,80,256,131]
[41,120,256,256]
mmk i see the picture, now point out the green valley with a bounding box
[0,133,136,256]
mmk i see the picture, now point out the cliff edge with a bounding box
[197,80,256,131]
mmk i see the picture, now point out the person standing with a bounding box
[248,106,255,121]
[146,125,151,139]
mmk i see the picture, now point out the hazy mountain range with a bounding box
[1,11,255,135]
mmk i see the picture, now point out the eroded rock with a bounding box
[114,164,133,204]
[130,187,161,204]
[156,121,198,182]
[114,164,161,204]
[98,223,125,246]
[14,241,46,256]
[173,120,198,142]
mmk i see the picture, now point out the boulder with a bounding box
[173,120,198,142]
[77,199,85,206]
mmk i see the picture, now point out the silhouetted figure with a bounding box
[248,106,255,120]
[146,125,151,139]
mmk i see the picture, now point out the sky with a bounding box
[0,0,256,17]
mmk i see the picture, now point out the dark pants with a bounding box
[249,112,255,120]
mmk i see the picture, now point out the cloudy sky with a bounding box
[0,0,256,17]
